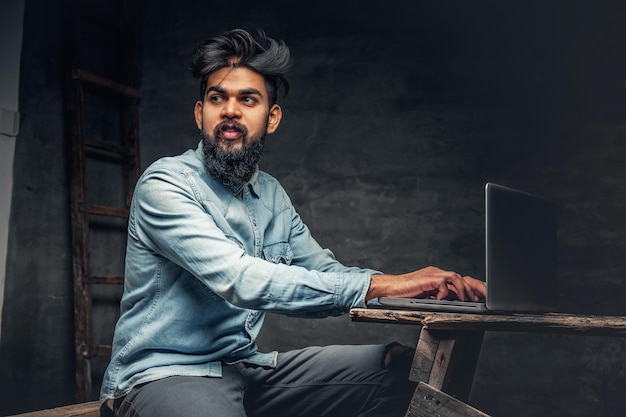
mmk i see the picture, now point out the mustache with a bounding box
[215,120,248,137]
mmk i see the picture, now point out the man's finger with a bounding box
[448,273,467,301]
[436,280,450,300]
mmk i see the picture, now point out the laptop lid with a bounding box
[485,182,557,312]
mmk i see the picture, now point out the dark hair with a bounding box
[191,29,291,106]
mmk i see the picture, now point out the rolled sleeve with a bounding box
[131,164,375,316]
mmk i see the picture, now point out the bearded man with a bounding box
[99,28,486,417]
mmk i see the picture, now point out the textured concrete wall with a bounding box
[1,1,625,416]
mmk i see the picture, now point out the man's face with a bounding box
[194,66,282,186]
[194,66,282,153]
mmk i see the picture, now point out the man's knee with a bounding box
[383,342,415,380]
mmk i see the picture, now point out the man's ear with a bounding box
[266,104,283,134]
[193,101,203,130]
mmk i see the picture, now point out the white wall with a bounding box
[0,0,25,344]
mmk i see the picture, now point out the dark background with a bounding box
[1,0,625,416]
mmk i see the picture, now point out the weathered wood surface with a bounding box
[411,329,484,402]
[412,328,452,387]
[7,401,100,417]
[350,308,626,336]
[406,382,491,417]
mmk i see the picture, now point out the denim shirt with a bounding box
[100,142,378,402]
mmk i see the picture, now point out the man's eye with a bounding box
[241,97,257,105]
[209,95,224,103]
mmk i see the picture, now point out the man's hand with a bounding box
[366,266,486,302]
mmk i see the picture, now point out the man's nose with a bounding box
[221,98,242,118]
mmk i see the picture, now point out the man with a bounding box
[100,29,486,417]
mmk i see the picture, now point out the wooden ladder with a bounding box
[63,0,140,402]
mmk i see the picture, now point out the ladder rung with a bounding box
[83,275,124,285]
[85,344,112,358]
[82,203,130,218]
[85,137,137,156]
[72,68,140,98]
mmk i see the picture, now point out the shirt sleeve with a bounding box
[130,166,373,316]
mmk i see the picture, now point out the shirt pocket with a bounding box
[262,242,294,265]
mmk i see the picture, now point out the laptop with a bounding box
[374,182,558,314]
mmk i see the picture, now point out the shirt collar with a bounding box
[230,169,260,198]
[247,170,261,197]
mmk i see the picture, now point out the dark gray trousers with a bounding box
[110,344,416,417]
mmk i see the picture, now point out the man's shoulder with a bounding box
[254,170,295,206]
[255,170,289,193]
[256,169,281,185]
[144,146,204,176]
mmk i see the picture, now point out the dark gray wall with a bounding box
[1,0,625,416]
[0,0,75,414]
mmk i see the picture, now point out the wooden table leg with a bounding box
[410,328,484,402]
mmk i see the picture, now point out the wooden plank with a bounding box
[85,137,137,156]
[83,275,124,285]
[65,74,92,403]
[90,344,113,358]
[82,203,129,218]
[415,330,456,389]
[72,69,140,98]
[7,401,100,417]
[407,382,491,417]
[411,329,483,402]
[350,308,626,336]
[428,336,455,389]
[411,327,442,384]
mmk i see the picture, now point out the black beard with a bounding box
[201,127,266,187]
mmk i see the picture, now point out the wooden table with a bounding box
[350,309,626,416]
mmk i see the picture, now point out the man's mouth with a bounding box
[218,123,245,141]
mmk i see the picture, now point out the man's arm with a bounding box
[275,185,485,304]
[366,266,486,302]
[130,167,370,315]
